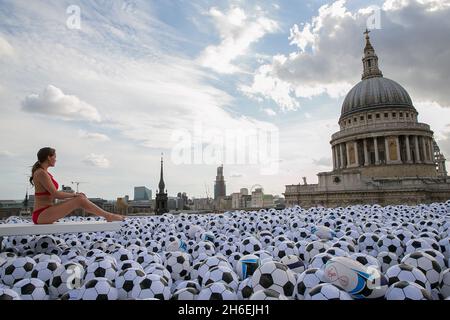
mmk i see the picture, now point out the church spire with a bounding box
[158,153,165,193]
[361,29,383,80]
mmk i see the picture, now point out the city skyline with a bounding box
[1,1,450,200]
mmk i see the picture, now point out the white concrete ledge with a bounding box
[0,221,121,237]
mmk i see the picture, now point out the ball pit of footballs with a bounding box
[1,201,450,300]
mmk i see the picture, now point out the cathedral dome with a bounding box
[340,77,415,119]
[340,29,416,120]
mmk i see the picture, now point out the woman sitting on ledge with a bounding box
[29,147,125,224]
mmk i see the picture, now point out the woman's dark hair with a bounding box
[29,147,56,187]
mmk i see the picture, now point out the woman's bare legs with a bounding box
[79,196,124,222]
[37,196,124,224]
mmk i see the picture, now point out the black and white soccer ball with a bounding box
[294,268,325,300]
[419,249,447,271]
[32,253,62,264]
[145,240,162,254]
[249,288,288,300]
[112,247,134,263]
[0,287,21,300]
[385,281,432,300]
[49,261,85,299]
[227,252,243,271]
[196,256,232,286]
[385,263,431,293]
[144,263,174,288]
[0,257,36,286]
[219,242,238,257]
[251,261,296,298]
[115,268,146,300]
[84,258,118,283]
[13,278,49,300]
[136,251,162,269]
[197,282,237,300]
[78,277,118,300]
[280,255,305,274]
[325,247,349,258]
[117,259,144,273]
[33,235,58,254]
[439,268,450,299]
[239,237,262,255]
[304,240,331,263]
[131,274,171,300]
[350,253,380,268]
[405,238,434,255]
[305,283,353,300]
[377,251,399,273]
[202,265,239,291]
[192,241,215,261]
[60,249,83,264]
[273,241,298,260]
[331,240,356,254]
[173,280,201,293]
[164,251,191,281]
[309,253,334,269]
[376,235,404,257]
[171,287,198,300]
[401,251,442,290]
[31,259,61,288]
[237,277,254,300]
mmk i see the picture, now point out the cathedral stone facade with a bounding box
[284,30,450,208]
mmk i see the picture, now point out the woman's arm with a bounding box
[54,191,78,199]
[35,170,79,200]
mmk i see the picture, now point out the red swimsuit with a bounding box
[32,171,59,224]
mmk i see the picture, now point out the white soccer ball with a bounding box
[251,261,296,298]
[249,288,288,300]
[78,277,118,300]
[13,278,49,300]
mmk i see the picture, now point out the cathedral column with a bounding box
[384,136,391,164]
[405,135,412,163]
[331,147,336,170]
[395,136,401,163]
[414,135,421,163]
[339,143,345,169]
[363,139,369,166]
[354,141,359,167]
[429,138,435,163]
[334,146,340,169]
[421,136,429,163]
[346,142,351,167]
[374,137,380,165]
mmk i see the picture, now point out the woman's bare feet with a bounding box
[104,212,125,222]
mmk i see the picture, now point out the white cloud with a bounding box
[197,5,279,74]
[240,58,300,111]
[242,0,450,111]
[83,153,110,168]
[415,101,450,140]
[0,34,14,57]
[78,130,110,142]
[263,108,277,116]
[21,85,101,122]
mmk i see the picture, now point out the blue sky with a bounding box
[1,0,450,200]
